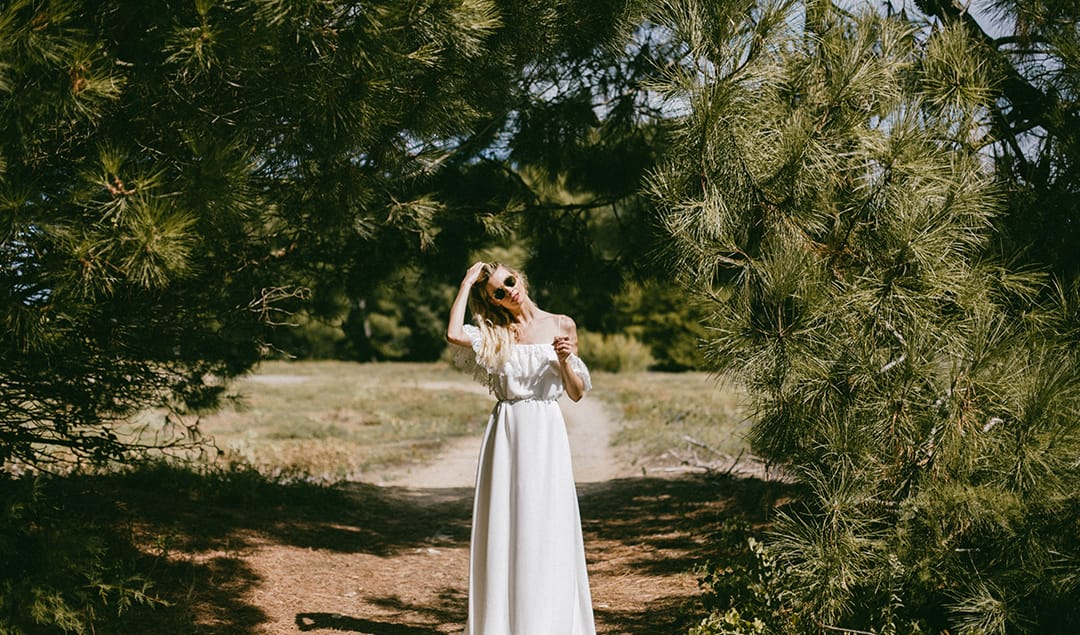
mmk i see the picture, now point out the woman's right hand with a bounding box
[461,261,486,289]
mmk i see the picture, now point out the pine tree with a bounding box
[0,0,619,468]
[646,0,1080,632]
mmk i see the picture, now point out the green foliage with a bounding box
[339,267,457,362]
[688,609,767,635]
[650,1,1080,633]
[576,330,654,372]
[609,279,711,370]
[694,520,789,634]
[914,0,1080,283]
[0,474,163,634]
[267,307,349,359]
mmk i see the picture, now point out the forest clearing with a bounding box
[54,362,787,634]
[5,1,1078,632]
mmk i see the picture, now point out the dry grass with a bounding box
[592,371,751,471]
[186,361,492,481]
[131,362,751,482]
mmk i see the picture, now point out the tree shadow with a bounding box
[594,594,699,635]
[583,474,791,563]
[364,588,468,627]
[48,464,475,634]
[296,612,440,634]
[579,473,799,633]
[42,464,794,634]
[96,464,474,557]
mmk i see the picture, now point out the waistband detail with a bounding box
[497,397,558,404]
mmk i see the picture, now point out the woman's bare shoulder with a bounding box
[553,313,578,332]
[530,311,576,339]
[536,310,574,322]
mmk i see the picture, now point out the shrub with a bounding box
[688,608,767,635]
[576,330,655,372]
[609,280,711,371]
[692,520,794,635]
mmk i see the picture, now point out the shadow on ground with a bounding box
[296,612,441,634]
[49,464,795,634]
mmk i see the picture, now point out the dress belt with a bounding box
[497,397,558,404]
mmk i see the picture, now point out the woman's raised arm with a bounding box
[446,261,486,347]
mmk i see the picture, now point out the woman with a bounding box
[446,261,596,635]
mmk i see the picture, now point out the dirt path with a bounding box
[113,383,787,635]
[224,387,711,634]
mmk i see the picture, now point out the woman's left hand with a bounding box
[553,335,574,363]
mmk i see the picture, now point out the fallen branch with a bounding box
[682,435,725,457]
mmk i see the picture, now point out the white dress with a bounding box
[455,324,597,635]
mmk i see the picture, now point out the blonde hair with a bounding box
[468,262,529,370]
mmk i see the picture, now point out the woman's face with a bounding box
[485,266,524,307]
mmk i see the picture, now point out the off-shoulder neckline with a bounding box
[462,324,557,349]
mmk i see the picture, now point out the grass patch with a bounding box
[172,361,492,481]
[126,361,752,480]
[592,371,751,469]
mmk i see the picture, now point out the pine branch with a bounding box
[915,0,1063,135]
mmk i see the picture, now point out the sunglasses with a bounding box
[491,275,517,301]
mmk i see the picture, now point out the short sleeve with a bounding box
[452,324,491,386]
[566,353,592,392]
[462,324,482,349]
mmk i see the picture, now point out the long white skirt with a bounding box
[464,399,596,635]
